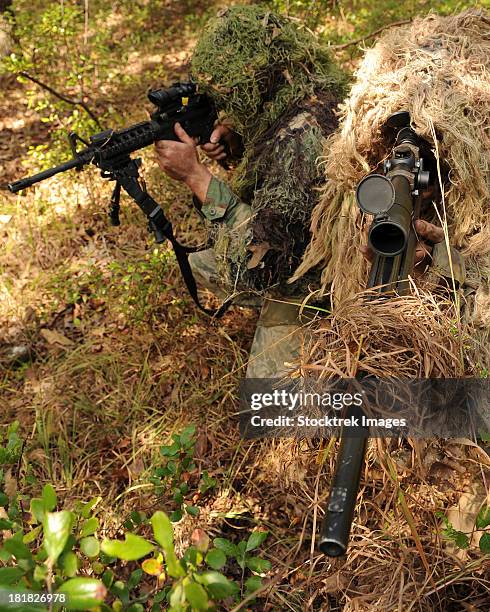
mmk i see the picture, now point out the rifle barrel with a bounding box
[8,157,89,193]
[319,407,368,557]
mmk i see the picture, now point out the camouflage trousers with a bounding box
[188,249,311,378]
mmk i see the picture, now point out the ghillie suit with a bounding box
[190,4,346,295]
[283,15,489,606]
[292,9,490,380]
[188,5,345,377]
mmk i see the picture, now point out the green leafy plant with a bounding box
[0,421,24,525]
[198,471,217,496]
[108,247,175,323]
[0,421,23,467]
[437,507,490,554]
[0,1,116,168]
[150,426,217,522]
[150,426,198,522]
[212,531,271,597]
[0,488,107,610]
[476,505,490,554]
[102,511,270,610]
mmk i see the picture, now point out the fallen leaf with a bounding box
[428,461,456,483]
[191,528,210,552]
[4,470,17,498]
[91,327,106,337]
[195,431,208,459]
[128,458,145,479]
[322,571,349,594]
[451,438,490,466]
[40,329,74,347]
[247,243,271,269]
[28,448,48,463]
[447,486,489,555]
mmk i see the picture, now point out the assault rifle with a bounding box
[319,111,432,556]
[8,82,230,316]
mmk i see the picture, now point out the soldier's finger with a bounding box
[201,142,222,153]
[415,219,445,244]
[205,148,226,159]
[208,145,225,155]
[201,142,217,152]
[209,124,230,144]
[174,122,195,146]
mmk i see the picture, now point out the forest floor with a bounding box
[1,1,489,610]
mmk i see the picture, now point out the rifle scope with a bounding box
[356,127,429,258]
[320,114,433,559]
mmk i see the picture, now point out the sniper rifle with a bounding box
[319,111,432,557]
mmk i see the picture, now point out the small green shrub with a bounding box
[0,488,107,610]
[0,495,270,610]
[1,422,270,610]
[102,512,269,610]
[437,507,490,554]
[150,426,216,522]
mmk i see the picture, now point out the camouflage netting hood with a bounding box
[190,4,345,291]
[190,4,346,144]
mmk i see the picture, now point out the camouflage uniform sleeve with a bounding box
[201,176,253,228]
[201,111,326,294]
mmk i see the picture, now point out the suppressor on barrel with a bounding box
[319,407,368,557]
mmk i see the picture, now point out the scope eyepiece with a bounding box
[396,126,418,147]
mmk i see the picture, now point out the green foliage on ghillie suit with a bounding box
[292,9,490,378]
[190,5,346,292]
[191,4,346,197]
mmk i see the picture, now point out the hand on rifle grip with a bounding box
[200,124,234,161]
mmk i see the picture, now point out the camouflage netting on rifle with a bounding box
[292,8,490,376]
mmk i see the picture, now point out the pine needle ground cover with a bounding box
[0,1,489,610]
